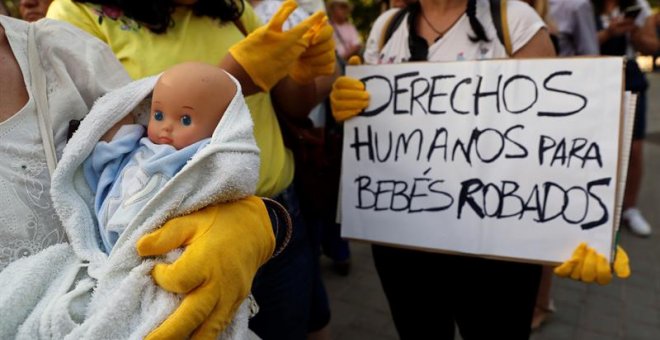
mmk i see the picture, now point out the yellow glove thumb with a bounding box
[137,215,198,258]
[347,55,362,65]
[614,245,631,278]
[137,210,218,295]
[267,0,299,32]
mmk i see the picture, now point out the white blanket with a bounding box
[0,73,261,339]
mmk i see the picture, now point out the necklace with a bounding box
[421,11,445,41]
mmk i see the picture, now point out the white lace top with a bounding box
[0,15,130,270]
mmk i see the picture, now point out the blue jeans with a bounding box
[249,185,330,339]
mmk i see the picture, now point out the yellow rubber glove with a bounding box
[136,196,275,339]
[554,243,630,285]
[228,0,325,91]
[330,56,370,122]
[289,18,337,84]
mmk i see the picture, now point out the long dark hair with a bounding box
[74,0,244,34]
[591,0,636,15]
[467,0,489,42]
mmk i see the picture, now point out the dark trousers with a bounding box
[250,185,330,340]
[372,245,542,340]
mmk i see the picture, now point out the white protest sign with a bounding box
[340,57,625,264]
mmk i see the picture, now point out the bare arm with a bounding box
[270,77,320,119]
[597,17,636,45]
[513,28,557,59]
[219,53,263,96]
[0,27,28,124]
[271,63,341,119]
[631,15,659,55]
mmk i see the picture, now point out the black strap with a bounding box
[381,8,409,51]
[382,1,507,55]
[262,197,292,258]
[489,0,505,49]
[233,18,248,37]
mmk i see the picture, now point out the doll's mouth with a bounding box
[157,137,173,144]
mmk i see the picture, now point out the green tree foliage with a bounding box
[349,0,386,40]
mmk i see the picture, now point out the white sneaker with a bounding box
[623,208,652,237]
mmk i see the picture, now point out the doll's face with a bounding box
[147,62,236,150]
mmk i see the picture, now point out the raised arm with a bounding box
[631,13,660,55]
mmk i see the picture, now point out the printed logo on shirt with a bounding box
[479,46,489,58]
[92,5,141,32]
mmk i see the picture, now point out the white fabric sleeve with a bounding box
[35,19,131,109]
[363,9,399,65]
[506,0,547,54]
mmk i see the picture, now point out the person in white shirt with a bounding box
[335,1,555,338]
[549,0,599,56]
[0,16,129,271]
[593,0,659,237]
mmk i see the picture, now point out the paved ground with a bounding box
[321,71,660,340]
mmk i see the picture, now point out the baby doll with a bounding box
[0,61,261,340]
[84,62,237,253]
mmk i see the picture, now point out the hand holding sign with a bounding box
[330,56,369,122]
[555,243,630,285]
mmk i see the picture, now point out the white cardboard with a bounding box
[340,57,626,264]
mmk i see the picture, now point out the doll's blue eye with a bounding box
[154,111,164,121]
[181,115,192,126]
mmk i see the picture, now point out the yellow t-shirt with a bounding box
[47,0,293,197]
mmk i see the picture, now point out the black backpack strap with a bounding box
[381,2,512,56]
[379,8,409,52]
[490,0,504,46]
[233,18,249,37]
[489,0,512,56]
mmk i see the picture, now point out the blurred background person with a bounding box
[549,0,600,56]
[593,0,659,237]
[19,0,52,21]
[250,0,309,30]
[327,0,362,60]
